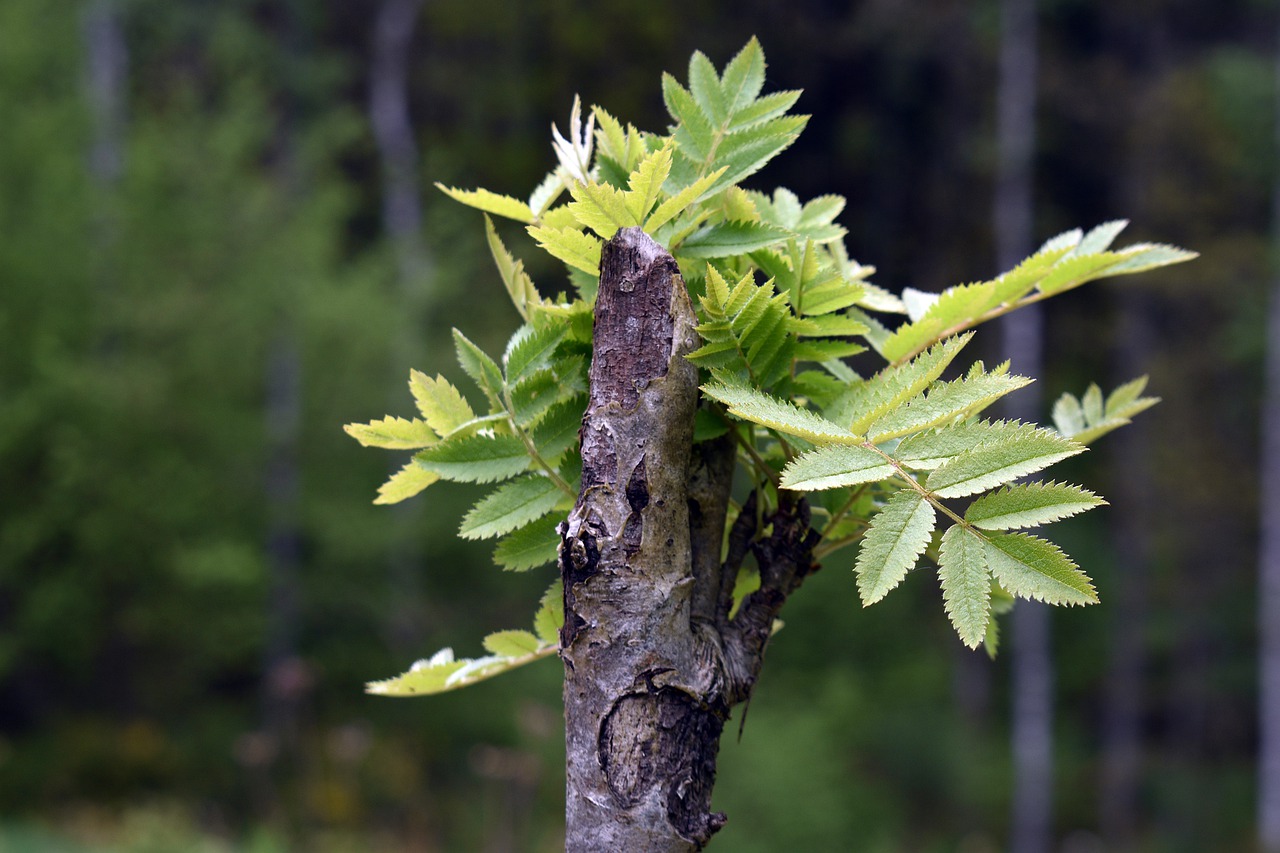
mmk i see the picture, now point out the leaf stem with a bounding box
[812,523,869,560]
[816,483,870,543]
[734,425,780,490]
[890,291,1057,367]
[861,440,969,530]
[503,389,575,497]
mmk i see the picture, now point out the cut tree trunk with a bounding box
[558,227,818,851]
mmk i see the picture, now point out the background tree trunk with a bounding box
[1103,12,1177,845]
[82,0,125,352]
[1257,7,1280,848]
[259,0,309,827]
[1100,292,1153,850]
[993,1,1052,852]
[370,0,431,654]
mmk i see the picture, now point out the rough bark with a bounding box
[559,228,817,851]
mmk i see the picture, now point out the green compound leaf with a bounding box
[829,332,973,435]
[453,329,505,406]
[373,460,440,506]
[702,380,860,445]
[895,421,1015,470]
[881,284,1001,363]
[965,482,1104,530]
[459,474,564,540]
[938,524,991,649]
[703,116,809,198]
[1103,242,1198,275]
[688,49,729,124]
[531,397,586,465]
[366,635,556,697]
[727,89,802,131]
[415,434,530,484]
[750,188,847,244]
[534,580,565,645]
[367,580,563,697]
[644,167,727,233]
[1035,251,1129,296]
[1052,375,1160,445]
[855,490,935,606]
[367,648,469,696]
[509,370,562,427]
[689,266,794,385]
[567,180,635,239]
[663,71,716,159]
[494,514,563,572]
[925,423,1084,498]
[865,369,1032,443]
[793,339,866,363]
[344,416,437,450]
[721,37,767,115]
[527,224,602,276]
[663,39,807,200]
[484,216,542,320]
[593,107,647,175]
[624,143,673,223]
[798,277,867,316]
[436,184,534,223]
[780,444,895,491]
[1073,219,1128,254]
[483,630,543,658]
[983,532,1098,606]
[410,370,475,436]
[504,324,567,386]
[677,221,790,259]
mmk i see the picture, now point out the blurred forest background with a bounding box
[0,0,1273,850]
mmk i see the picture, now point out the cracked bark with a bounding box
[559,228,819,851]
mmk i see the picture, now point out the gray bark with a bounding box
[993,0,1053,851]
[559,228,818,851]
[1258,7,1280,847]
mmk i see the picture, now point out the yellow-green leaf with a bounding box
[409,370,475,437]
[437,184,534,223]
[527,225,602,276]
[373,460,440,505]
[344,416,437,450]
